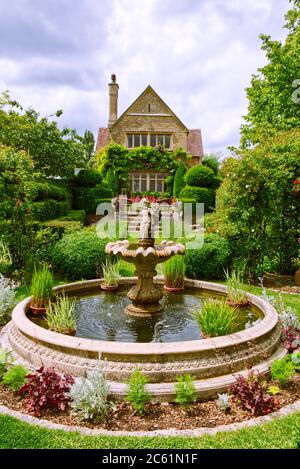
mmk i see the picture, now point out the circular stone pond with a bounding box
[32,288,262,343]
[4,277,285,400]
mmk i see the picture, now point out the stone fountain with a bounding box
[105,198,185,316]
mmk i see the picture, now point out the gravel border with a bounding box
[0,400,300,438]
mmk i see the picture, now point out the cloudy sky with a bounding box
[0,0,289,156]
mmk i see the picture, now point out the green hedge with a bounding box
[51,230,107,280]
[185,233,232,279]
[73,186,112,214]
[184,165,215,187]
[180,186,215,212]
[30,199,71,221]
[43,220,82,237]
[72,169,102,187]
[31,181,71,201]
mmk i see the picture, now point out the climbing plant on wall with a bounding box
[95,143,190,182]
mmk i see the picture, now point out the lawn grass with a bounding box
[0,412,299,449]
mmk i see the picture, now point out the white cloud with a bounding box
[0,0,290,156]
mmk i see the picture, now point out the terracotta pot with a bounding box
[226,298,248,308]
[29,304,47,316]
[295,269,300,287]
[101,283,119,292]
[163,285,184,293]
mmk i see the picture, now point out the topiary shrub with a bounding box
[185,233,232,279]
[173,162,187,197]
[184,165,215,187]
[180,186,215,211]
[57,200,71,217]
[51,230,107,280]
[202,154,219,175]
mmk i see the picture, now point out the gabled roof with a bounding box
[110,85,189,131]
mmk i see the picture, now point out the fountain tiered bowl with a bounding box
[105,238,185,316]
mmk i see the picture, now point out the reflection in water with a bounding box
[74,288,260,343]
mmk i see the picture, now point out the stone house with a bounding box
[96,75,204,194]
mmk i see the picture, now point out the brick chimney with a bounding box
[108,74,119,128]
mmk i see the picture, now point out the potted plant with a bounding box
[29,264,54,315]
[101,260,120,291]
[225,270,248,307]
[163,255,185,293]
[46,293,77,335]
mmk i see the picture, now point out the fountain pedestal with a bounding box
[105,237,185,316]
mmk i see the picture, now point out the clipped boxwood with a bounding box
[51,230,107,280]
[180,186,215,212]
[184,165,215,187]
[43,220,81,237]
[185,233,232,279]
[30,199,59,221]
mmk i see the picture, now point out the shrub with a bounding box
[18,366,74,416]
[31,181,71,201]
[0,348,14,379]
[73,169,102,187]
[185,233,231,279]
[0,274,16,325]
[43,220,82,237]
[73,186,112,214]
[175,374,197,409]
[202,154,219,175]
[69,369,111,422]
[105,168,119,195]
[127,369,151,415]
[217,393,231,412]
[231,370,277,416]
[225,270,248,304]
[2,365,29,391]
[51,230,107,280]
[30,199,59,221]
[184,165,215,187]
[163,255,185,289]
[30,264,53,308]
[173,162,187,197]
[57,200,71,217]
[270,356,295,387]
[180,186,215,211]
[46,294,77,335]
[193,300,240,337]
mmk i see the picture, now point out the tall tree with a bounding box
[241,0,300,147]
[0,92,86,178]
[82,130,95,165]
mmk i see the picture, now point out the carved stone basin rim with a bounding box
[105,240,186,258]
